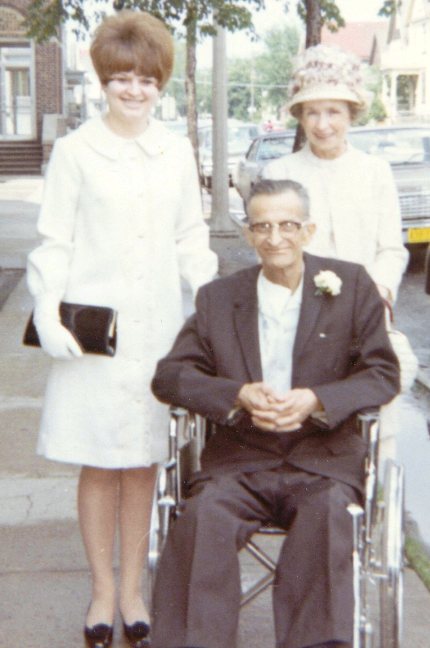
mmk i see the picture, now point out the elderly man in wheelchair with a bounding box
[149,179,401,648]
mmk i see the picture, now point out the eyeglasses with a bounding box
[108,74,158,88]
[248,220,304,236]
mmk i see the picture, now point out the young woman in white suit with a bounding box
[26,11,217,648]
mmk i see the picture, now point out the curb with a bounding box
[416,368,430,392]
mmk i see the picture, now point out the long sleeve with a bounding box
[27,137,81,311]
[174,139,218,295]
[151,287,243,425]
[311,265,400,428]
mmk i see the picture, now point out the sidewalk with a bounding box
[0,177,429,647]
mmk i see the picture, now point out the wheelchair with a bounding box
[148,407,405,648]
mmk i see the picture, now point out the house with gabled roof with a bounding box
[380,0,430,120]
[322,21,389,66]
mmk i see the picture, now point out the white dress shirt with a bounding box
[257,270,303,395]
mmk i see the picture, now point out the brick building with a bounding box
[0,0,64,173]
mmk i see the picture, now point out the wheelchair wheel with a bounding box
[148,466,176,598]
[379,460,405,648]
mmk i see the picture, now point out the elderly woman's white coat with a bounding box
[264,142,408,301]
[27,117,218,468]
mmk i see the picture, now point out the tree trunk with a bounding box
[293,0,323,152]
[304,0,323,46]
[185,18,199,170]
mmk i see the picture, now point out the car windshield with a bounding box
[349,129,430,164]
[258,136,294,160]
[200,124,259,152]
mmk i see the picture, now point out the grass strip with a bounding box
[405,535,430,592]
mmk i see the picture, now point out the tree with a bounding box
[296,0,344,46]
[164,40,187,116]
[256,24,299,119]
[227,58,255,121]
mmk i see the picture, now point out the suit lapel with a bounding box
[293,254,324,364]
[233,267,263,382]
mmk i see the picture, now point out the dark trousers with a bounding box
[151,466,359,648]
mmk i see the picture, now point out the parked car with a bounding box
[234,125,430,249]
[234,129,295,199]
[199,120,261,189]
[349,126,430,248]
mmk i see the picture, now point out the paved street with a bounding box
[0,177,429,647]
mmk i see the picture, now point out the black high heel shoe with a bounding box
[123,620,150,648]
[84,623,113,648]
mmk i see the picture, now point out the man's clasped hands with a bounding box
[237,382,322,433]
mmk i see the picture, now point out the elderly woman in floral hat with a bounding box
[264,44,412,464]
[264,44,408,305]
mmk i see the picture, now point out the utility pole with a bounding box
[211,18,233,233]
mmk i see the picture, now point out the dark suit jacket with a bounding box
[152,253,400,493]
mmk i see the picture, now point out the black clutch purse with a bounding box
[23,302,118,357]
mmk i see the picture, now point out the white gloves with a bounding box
[36,319,83,359]
[33,295,83,360]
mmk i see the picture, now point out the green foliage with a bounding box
[295,0,345,32]
[225,24,299,121]
[196,69,212,116]
[24,0,116,42]
[227,58,255,120]
[378,0,401,18]
[256,25,299,115]
[356,65,388,125]
[25,0,265,42]
[25,1,398,45]
[163,40,187,115]
[368,95,387,123]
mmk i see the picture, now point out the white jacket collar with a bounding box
[79,116,177,159]
[301,140,357,169]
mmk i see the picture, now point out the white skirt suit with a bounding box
[27,117,218,469]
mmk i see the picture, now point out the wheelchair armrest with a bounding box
[357,408,380,423]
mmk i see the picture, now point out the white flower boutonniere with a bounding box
[314,270,342,296]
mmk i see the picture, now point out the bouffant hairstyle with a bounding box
[90,10,174,89]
